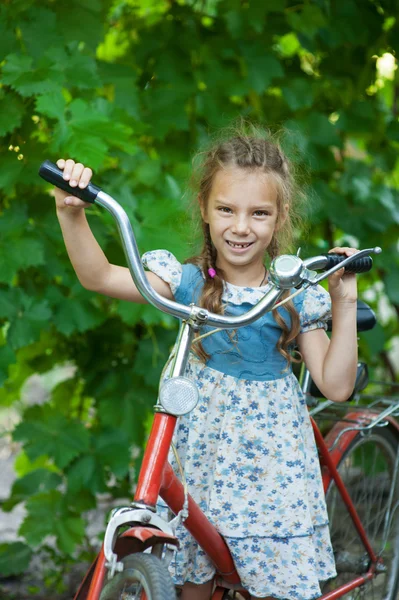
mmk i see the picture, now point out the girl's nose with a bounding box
[232,216,250,235]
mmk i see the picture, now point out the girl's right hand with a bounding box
[54,159,93,210]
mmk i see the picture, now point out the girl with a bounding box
[54,130,358,600]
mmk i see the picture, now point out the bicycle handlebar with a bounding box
[39,160,381,329]
[39,160,101,203]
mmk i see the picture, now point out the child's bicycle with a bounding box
[39,161,399,600]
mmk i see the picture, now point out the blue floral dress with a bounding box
[142,250,337,600]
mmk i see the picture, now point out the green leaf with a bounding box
[2,53,64,97]
[0,237,45,284]
[3,468,62,511]
[0,542,33,577]
[68,98,134,147]
[385,271,399,305]
[64,134,109,169]
[0,343,16,386]
[94,428,130,477]
[13,405,90,469]
[0,92,24,136]
[0,7,19,60]
[281,78,314,111]
[2,292,52,350]
[286,4,327,39]
[64,53,101,89]
[387,120,399,142]
[0,289,19,320]
[287,113,341,148]
[0,153,25,191]
[376,186,399,224]
[240,43,284,93]
[53,296,105,336]
[36,90,66,119]
[67,454,105,494]
[19,7,59,61]
[56,2,109,51]
[362,323,387,355]
[54,516,86,555]
[20,490,85,553]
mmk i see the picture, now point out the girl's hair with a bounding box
[187,122,305,366]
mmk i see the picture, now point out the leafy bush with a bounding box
[0,0,398,580]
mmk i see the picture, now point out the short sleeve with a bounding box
[299,285,332,334]
[142,250,183,294]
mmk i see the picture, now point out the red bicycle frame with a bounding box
[74,406,398,600]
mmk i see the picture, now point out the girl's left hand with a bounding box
[327,246,358,304]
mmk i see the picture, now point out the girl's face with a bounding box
[202,168,282,279]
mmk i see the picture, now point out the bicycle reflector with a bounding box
[159,377,199,416]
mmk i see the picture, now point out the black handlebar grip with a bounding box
[38,160,101,204]
[323,253,373,273]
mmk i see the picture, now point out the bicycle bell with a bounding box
[159,376,199,416]
[269,254,305,289]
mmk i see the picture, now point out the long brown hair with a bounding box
[187,123,305,365]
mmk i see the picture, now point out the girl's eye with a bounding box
[253,210,269,216]
[218,207,232,213]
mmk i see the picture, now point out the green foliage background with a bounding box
[0,0,399,580]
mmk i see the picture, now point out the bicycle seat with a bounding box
[326,299,376,332]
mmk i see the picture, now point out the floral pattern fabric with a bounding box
[143,250,337,599]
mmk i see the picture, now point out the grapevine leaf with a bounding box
[281,78,314,111]
[0,542,33,577]
[385,271,399,305]
[19,8,60,60]
[3,468,62,511]
[240,43,284,93]
[0,153,25,191]
[0,344,16,387]
[2,53,64,97]
[0,7,19,60]
[19,490,85,553]
[52,293,105,336]
[0,92,24,136]
[5,294,52,350]
[64,53,101,89]
[0,237,45,284]
[54,516,86,555]
[35,91,66,119]
[13,405,90,469]
[67,454,106,494]
[93,428,130,477]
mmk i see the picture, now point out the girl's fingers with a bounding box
[69,163,85,187]
[78,167,93,188]
[64,196,91,208]
[329,246,358,256]
[63,159,76,181]
[56,159,92,188]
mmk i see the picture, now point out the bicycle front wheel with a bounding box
[99,553,176,600]
[322,427,399,599]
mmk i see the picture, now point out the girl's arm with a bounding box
[54,159,174,303]
[297,247,358,403]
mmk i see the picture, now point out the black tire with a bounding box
[99,552,176,600]
[322,427,399,599]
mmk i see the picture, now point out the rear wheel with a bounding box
[99,553,176,600]
[322,428,399,599]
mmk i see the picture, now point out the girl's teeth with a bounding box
[228,242,250,248]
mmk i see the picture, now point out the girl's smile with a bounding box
[225,239,254,252]
[202,167,282,286]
